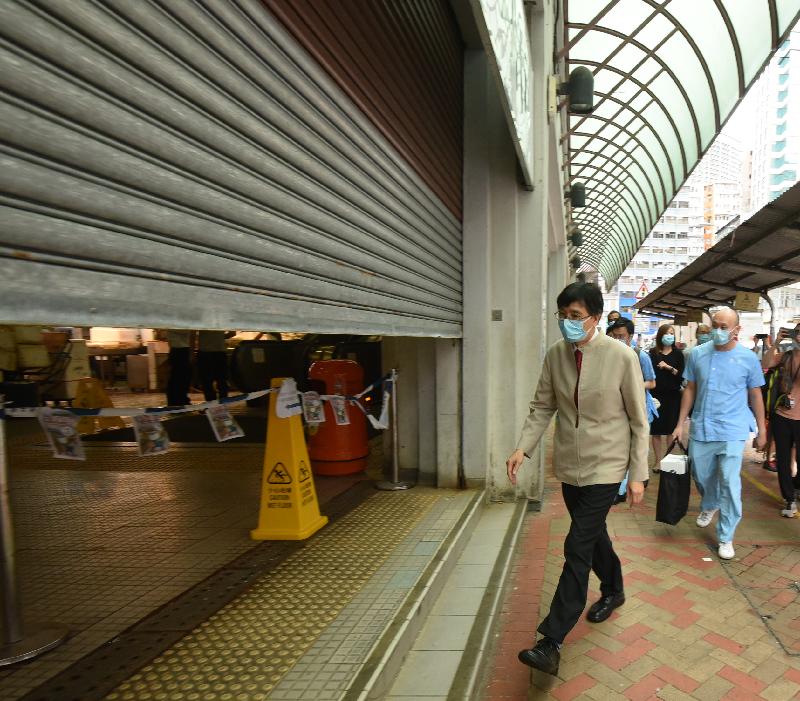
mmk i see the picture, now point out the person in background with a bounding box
[608,318,658,504]
[649,324,685,470]
[671,308,766,559]
[696,324,712,346]
[507,282,648,677]
[197,330,233,402]
[606,310,621,329]
[761,324,800,517]
[166,329,193,406]
[683,324,712,363]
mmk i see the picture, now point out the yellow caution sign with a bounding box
[251,378,328,541]
[73,378,126,434]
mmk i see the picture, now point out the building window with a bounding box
[771,170,797,185]
[777,122,787,135]
[777,106,788,118]
[779,89,789,102]
[774,140,786,152]
[773,156,787,168]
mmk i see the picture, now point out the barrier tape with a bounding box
[0,375,395,420]
[0,389,274,418]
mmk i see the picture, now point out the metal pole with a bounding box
[0,397,68,667]
[762,292,776,345]
[0,403,21,644]
[376,370,411,491]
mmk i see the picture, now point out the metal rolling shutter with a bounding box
[0,0,462,336]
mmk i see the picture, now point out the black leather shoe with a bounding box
[587,592,625,623]
[518,638,560,676]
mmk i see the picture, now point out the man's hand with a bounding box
[627,480,645,506]
[669,425,682,448]
[754,431,766,452]
[507,449,525,485]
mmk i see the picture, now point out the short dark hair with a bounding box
[556,282,603,316]
[607,310,621,319]
[610,318,635,336]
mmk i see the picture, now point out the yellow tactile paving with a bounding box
[104,491,440,701]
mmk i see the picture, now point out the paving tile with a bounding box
[389,651,463,696]
[412,614,476,651]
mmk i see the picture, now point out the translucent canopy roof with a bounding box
[566,0,800,286]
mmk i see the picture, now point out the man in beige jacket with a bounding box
[507,282,649,676]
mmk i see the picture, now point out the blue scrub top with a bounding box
[684,342,765,442]
[638,350,659,423]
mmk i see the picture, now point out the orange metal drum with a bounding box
[308,360,368,475]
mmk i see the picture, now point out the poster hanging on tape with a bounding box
[133,414,170,456]
[302,391,325,424]
[330,396,350,425]
[38,408,86,460]
[206,405,244,442]
[276,378,303,418]
[367,388,391,430]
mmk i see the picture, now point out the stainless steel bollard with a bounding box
[0,397,68,666]
[376,370,411,491]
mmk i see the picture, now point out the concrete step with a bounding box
[381,499,528,700]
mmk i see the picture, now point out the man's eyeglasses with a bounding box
[554,312,592,322]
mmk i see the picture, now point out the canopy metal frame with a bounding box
[564,0,800,285]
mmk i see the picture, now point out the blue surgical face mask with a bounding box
[711,328,730,346]
[697,333,711,344]
[662,334,675,346]
[558,318,588,343]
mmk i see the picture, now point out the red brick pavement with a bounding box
[480,446,800,700]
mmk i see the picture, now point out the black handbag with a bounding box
[655,440,691,526]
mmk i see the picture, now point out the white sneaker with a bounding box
[718,542,735,560]
[696,509,718,528]
[781,501,797,518]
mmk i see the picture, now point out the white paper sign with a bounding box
[206,405,244,442]
[38,408,85,461]
[276,378,303,418]
[367,389,390,430]
[302,391,325,424]
[132,414,170,456]
[330,396,350,426]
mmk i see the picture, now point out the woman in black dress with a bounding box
[649,324,684,469]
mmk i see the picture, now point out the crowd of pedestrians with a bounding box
[506,281,785,676]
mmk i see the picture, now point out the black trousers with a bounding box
[537,482,623,644]
[197,351,229,402]
[166,347,192,406]
[770,413,800,502]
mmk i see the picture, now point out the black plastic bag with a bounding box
[655,440,691,526]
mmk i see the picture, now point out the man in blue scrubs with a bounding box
[671,308,766,560]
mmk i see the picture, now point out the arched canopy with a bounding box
[565,0,800,285]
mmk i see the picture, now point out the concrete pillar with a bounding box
[462,49,492,490]
[381,336,418,473]
[435,338,461,488]
[416,338,437,485]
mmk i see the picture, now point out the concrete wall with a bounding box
[461,1,567,501]
[382,336,462,488]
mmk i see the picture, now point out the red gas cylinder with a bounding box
[308,360,368,475]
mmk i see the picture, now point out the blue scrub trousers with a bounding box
[688,439,746,543]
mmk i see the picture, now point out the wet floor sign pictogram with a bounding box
[267,462,292,484]
[251,378,328,541]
